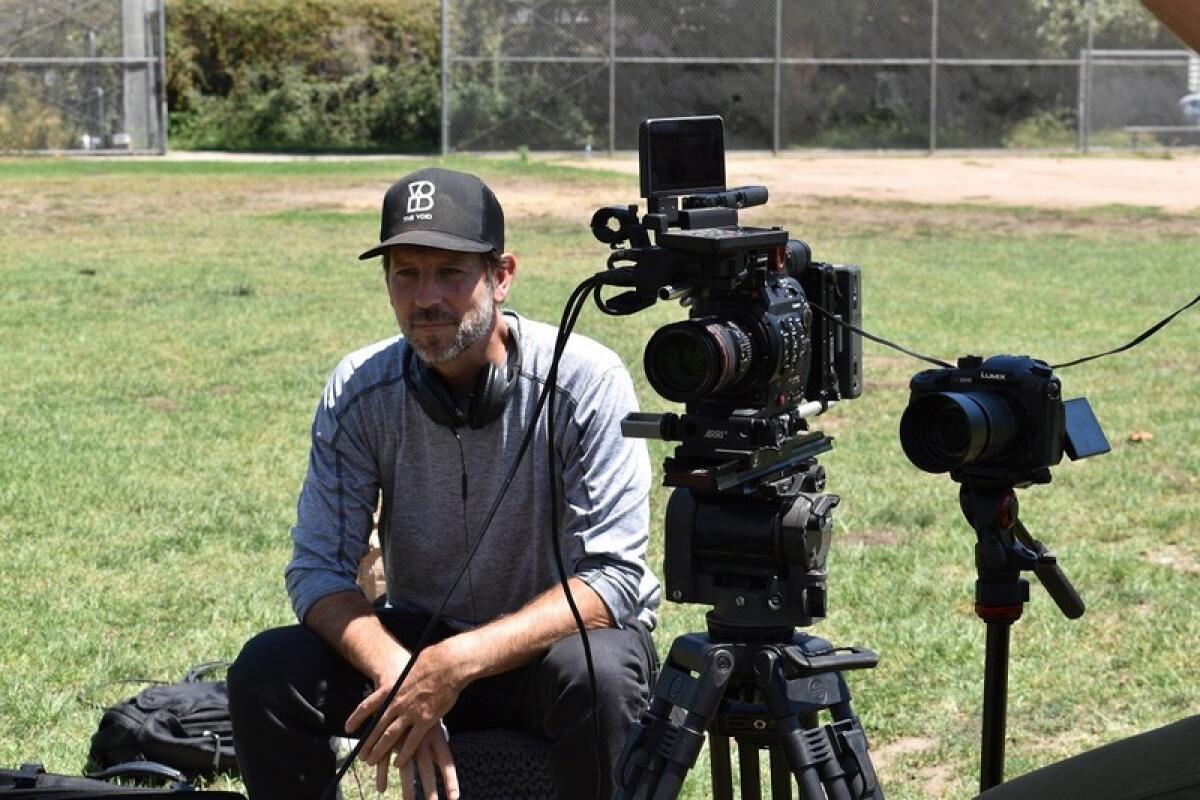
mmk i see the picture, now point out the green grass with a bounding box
[1,155,1197,799]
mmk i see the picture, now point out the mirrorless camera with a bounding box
[899,354,1110,485]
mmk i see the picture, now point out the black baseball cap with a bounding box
[358,167,505,260]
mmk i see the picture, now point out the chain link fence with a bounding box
[442,0,1198,153]
[1,0,166,154]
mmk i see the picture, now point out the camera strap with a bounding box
[1051,292,1200,370]
[812,290,1200,373]
[809,303,953,368]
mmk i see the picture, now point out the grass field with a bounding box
[1,155,1197,799]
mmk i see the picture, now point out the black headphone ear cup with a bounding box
[466,321,522,428]
[405,315,523,430]
[467,362,501,429]
[405,348,466,428]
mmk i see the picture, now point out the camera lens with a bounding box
[644,318,752,403]
[899,391,1017,473]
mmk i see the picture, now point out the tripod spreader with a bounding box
[616,631,882,800]
[959,482,1086,793]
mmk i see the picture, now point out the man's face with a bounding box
[385,245,497,365]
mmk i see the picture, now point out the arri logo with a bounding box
[406,180,436,214]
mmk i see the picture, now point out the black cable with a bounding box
[544,278,606,800]
[451,429,480,626]
[1051,292,1200,370]
[812,290,1199,374]
[321,272,612,800]
[809,302,953,369]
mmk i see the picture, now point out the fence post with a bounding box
[441,0,450,156]
[1081,0,1096,153]
[1076,48,1086,151]
[122,0,150,150]
[929,0,939,152]
[609,0,616,155]
[156,0,167,153]
[773,0,782,154]
[609,0,619,155]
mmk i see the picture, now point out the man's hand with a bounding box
[344,637,467,794]
[392,723,459,800]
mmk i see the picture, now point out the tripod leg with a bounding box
[710,734,734,800]
[827,702,883,800]
[769,745,793,800]
[757,649,883,800]
[738,739,762,799]
[980,620,1012,792]
[616,637,735,800]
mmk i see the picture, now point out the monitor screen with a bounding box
[639,116,726,199]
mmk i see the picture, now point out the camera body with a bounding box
[594,116,862,423]
[643,244,861,420]
[900,354,1110,483]
[595,116,864,630]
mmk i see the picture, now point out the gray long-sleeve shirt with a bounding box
[285,312,661,631]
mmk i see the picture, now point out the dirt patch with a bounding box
[916,762,957,797]
[565,153,1200,214]
[7,154,1199,241]
[261,175,610,225]
[1145,545,1200,575]
[871,736,936,773]
[141,395,178,413]
[870,735,956,794]
[258,160,1200,239]
[841,529,902,547]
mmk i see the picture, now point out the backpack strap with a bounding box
[182,662,231,683]
[86,760,187,786]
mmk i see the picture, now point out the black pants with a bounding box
[228,608,657,800]
[974,715,1200,800]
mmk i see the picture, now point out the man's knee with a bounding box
[229,625,317,703]
[231,628,279,689]
[542,626,654,709]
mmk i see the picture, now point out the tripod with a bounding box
[616,619,882,800]
[612,415,884,799]
[960,479,1085,793]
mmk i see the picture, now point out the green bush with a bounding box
[165,0,439,152]
[0,74,73,151]
[1003,110,1076,149]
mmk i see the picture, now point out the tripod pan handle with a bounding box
[1034,555,1085,619]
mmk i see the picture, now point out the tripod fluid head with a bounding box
[618,409,885,800]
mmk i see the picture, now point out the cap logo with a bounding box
[405,180,436,218]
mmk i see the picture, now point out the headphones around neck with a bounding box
[404,313,522,430]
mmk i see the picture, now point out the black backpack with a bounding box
[88,664,235,779]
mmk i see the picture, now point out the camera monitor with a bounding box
[639,116,727,200]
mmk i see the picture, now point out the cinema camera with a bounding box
[591,117,863,632]
[898,354,1110,791]
[595,117,884,800]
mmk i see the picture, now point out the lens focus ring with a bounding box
[644,318,753,403]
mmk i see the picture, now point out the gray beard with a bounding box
[405,289,496,365]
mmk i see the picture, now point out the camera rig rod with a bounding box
[959,482,1085,792]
